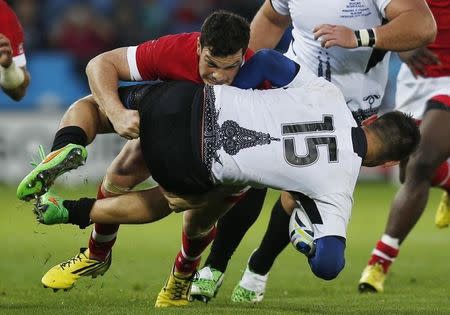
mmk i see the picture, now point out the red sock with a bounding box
[88,184,120,261]
[431,160,450,193]
[368,240,399,273]
[174,226,217,275]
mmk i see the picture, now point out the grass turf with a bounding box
[0,182,448,314]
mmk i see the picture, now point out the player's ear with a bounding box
[197,38,201,56]
[361,114,378,126]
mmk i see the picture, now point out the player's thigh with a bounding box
[59,95,115,136]
[281,191,297,215]
[415,108,450,165]
[106,139,150,188]
[182,186,242,237]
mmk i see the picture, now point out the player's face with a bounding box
[197,45,243,86]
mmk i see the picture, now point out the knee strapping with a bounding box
[102,175,132,195]
[309,236,346,280]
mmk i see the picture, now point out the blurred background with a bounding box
[0,0,400,184]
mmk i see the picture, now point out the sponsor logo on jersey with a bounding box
[340,0,372,18]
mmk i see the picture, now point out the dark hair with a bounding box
[200,10,250,57]
[368,111,420,163]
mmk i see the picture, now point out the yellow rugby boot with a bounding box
[435,191,450,229]
[41,248,111,291]
[155,267,194,307]
[358,263,386,293]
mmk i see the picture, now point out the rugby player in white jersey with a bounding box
[33,54,420,307]
[191,0,437,302]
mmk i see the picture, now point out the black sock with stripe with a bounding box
[248,198,290,275]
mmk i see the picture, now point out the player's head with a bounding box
[197,10,250,85]
[362,111,420,167]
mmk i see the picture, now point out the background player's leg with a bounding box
[231,197,290,303]
[156,187,239,307]
[190,188,267,302]
[359,104,450,293]
[204,188,267,272]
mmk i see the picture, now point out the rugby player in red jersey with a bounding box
[359,0,450,293]
[16,11,264,301]
[0,0,30,101]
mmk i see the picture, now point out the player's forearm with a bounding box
[86,53,125,119]
[375,2,436,51]
[249,0,290,51]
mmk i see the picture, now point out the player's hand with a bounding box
[313,24,358,49]
[109,108,140,140]
[398,47,441,78]
[0,33,13,68]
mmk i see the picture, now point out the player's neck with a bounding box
[361,128,381,167]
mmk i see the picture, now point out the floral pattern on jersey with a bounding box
[202,85,280,172]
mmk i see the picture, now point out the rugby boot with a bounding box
[33,191,69,225]
[435,191,450,228]
[190,266,224,303]
[231,266,268,303]
[155,267,194,307]
[17,144,87,201]
[42,248,111,291]
[358,263,386,293]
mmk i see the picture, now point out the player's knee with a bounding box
[309,236,346,281]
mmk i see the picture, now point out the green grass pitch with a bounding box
[1,182,449,314]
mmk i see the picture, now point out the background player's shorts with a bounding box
[395,64,450,119]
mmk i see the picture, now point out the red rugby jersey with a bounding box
[0,0,26,66]
[129,32,254,83]
[424,0,450,77]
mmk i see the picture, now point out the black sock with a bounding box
[204,188,267,273]
[248,197,290,275]
[63,198,96,229]
[51,126,88,151]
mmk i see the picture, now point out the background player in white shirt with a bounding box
[33,66,420,307]
[192,0,437,303]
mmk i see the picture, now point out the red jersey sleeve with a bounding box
[0,0,25,59]
[131,32,202,83]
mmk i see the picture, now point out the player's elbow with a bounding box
[418,15,437,46]
[85,54,101,78]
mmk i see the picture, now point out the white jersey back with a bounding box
[206,68,362,203]
[272,0,391,121]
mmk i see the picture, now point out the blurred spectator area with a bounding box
[1,0,263,110]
